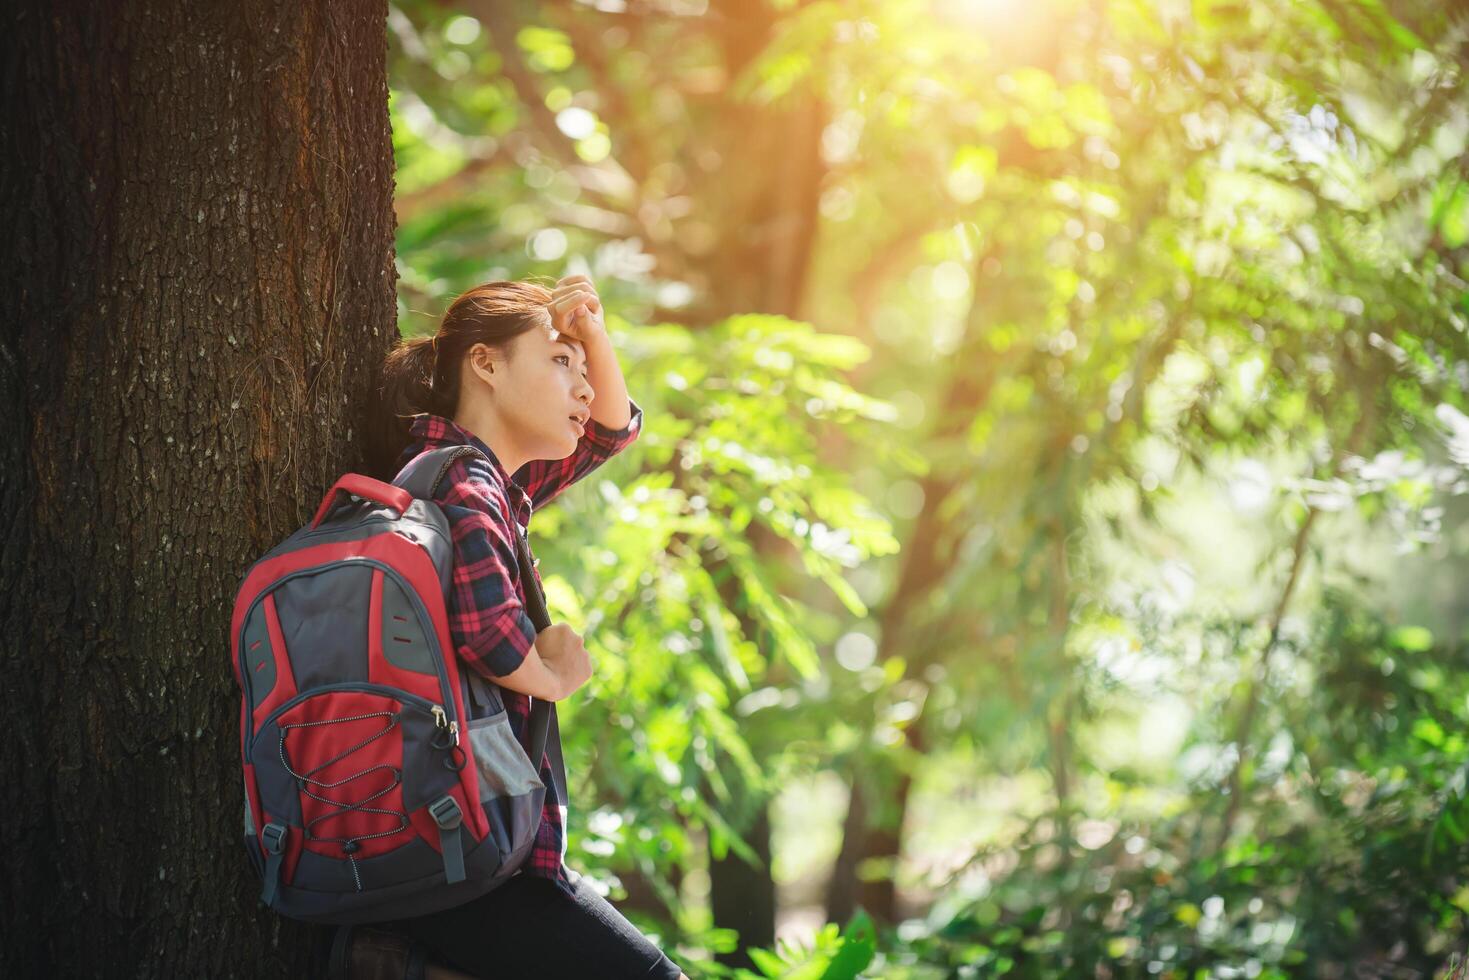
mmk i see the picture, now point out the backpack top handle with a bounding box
[311,475,413,529]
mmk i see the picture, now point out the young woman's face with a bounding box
[497,324,595,460]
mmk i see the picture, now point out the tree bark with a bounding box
[0,1,397,974]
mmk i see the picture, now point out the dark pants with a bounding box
[378,871,684,979]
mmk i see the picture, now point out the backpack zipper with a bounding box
[253,680,442,750]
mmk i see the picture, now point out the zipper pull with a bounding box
[449,720,460,747]
[431,705,447,729]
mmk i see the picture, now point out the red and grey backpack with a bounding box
[230,445,565,924]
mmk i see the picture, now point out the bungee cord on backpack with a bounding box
[278,710,410,892]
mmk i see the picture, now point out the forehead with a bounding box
[543,328,586,362]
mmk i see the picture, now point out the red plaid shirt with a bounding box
[395,398,643,896]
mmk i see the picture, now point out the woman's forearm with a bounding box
[488,644,567,701]
[582,331,632,431]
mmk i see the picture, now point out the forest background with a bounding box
[3,0,1468,977]
[385,0,1469,975]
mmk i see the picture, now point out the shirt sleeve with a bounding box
[438,466,539,680]
[514,396,644,510]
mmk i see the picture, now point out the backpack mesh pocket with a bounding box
[466,712,543,798]
[466,710,546,866]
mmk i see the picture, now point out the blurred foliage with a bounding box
[388,0,1469,974]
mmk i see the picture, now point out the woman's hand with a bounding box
[547,274,607,346]
[545,270,635,432]
[534,623,593,700]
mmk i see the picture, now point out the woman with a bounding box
[349,275,688,980]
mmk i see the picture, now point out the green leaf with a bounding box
[748,947,789,977]
[1390,625,1434,652]
[1413,716,1446,747]
[820,909,877,979]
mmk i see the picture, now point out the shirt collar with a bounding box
[399,414,533,525]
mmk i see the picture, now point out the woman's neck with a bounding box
[452,403,528,476]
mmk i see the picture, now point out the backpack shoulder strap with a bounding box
[393,444,546,626]
[393,445,487,500]
[395,442,562,790]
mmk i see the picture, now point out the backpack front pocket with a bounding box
[249,684,469,894]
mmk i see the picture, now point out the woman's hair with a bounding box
[372,279,554,475]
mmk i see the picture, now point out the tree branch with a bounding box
[1215,376,1380,850]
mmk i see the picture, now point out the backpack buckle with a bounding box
[428,796,462,830]
[261,822,287,854]
[259,823,289,907]
[428,796,466,884]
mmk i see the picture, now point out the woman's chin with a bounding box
[544,419,582,457]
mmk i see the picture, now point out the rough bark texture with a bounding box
[0,1,397,974]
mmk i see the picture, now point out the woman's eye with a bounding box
[556,354,590,379]
[556,355,588,380]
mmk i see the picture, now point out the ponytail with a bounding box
[381,334,446,419]
[368,334,444,480]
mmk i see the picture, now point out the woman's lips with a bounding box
[569,416,585,435]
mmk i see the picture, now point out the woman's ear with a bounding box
[465,343,497,389]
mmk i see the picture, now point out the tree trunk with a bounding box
[707,806,777,970]
[823,241,1007,926]
[816,6,1077,925]
[1044,522,1075,869]
[0,1,397,974]
[695,75,826,937]
[826,721,925,926]
[695,10,828,950]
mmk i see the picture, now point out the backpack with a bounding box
[230,445,566,924]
